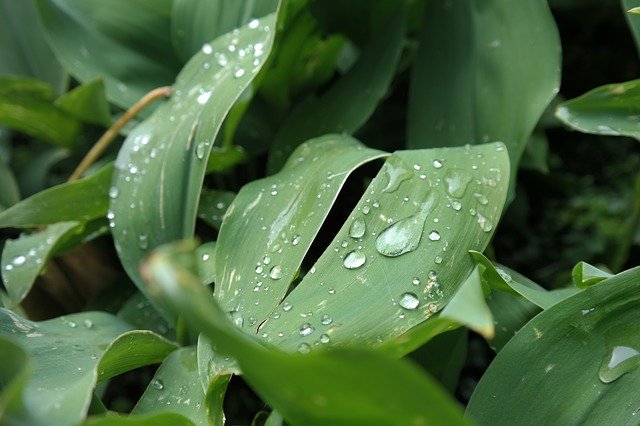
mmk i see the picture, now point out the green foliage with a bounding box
[0,0,638,424]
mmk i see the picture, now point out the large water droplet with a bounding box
[195,141,208,159]
[229,311,244,328]
[201,43,213,54]
[152,379,165,390]
[444,168,472,198]
[382,157,413,193]
[599,345,640,383]
[320,334,330,344]
[343,250,366,269]
[291,235,301,246]
[399,292,420,310]
[349,217,366,239]
[428,230,441,241]
[12,255,26,266]
[321,314,333,325]
[299,323,315,337]
[269,265,283,280]
[298,343,311,354]
[376,194,437,257]
[476,213,493,232]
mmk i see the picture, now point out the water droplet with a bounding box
[321,314,333,325]
[413,164,421,171]
[152,379,165,390]
[262,256,271,265]
[599,346,640,383]
[349,217,366,239]
[84,319,93,329]
[412,277,420,286]
[234,67,245,78]
[292,235,301,246]
[343,250,366,269]
[255,265,264,274]
[474,192,489,205]
[362,205,371,215]
[4,264,13,271]
[67,321,77,328]
[496,268,512,283]
[320,334,330,344]
[202,253,210,262]
[451,200,462,211]
[108,187,119,199]
[248,18,260,29]
[12,255,26,266]
[138,234,149,249]
[399,292,420,310]
[195,141,208,159]
[376,194,437,257]
[428,230,441,241]
[444,168,472,198]
[202,43,213,54]
[432,160,442,168]
[269,265,283,280]
[283,302,292,312]
[230,311,244,328]
[434,255,443,264]
[299,323,315,337]
[476,213,493,232]
[298,343,311,354]
[382,157,413,193]
[197,90,212,105]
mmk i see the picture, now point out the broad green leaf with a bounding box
[132,347,215,425]
[110,14,278,320]
[1,221,81,307]
[257,143,509,351]
[556,79,640,140]
[117,293,174,340]
[467,266,640,425]
[0,162,20,210]
[470,251,577,309]
[0,76,81,147]
[440,266,494,338]
[195,243,217,286]
[376,316,459,358]
[486,290,540,352]
[0,0,66,93]
[142,241,467,426]
[572,261,613,289]
[171,0,279,61]
[266,7,406,172]
[0,335,31,423]
[410,328,468,393]
[197,189,235,231]
[0,163,111,228]
[55,79,111,127]
[214,135,387,326]
[624,0,640,55]
[0,309,177,425]
[407,0,560,195]
[85,412,194,426]
[17,147,69,198]
[37,0,182,109]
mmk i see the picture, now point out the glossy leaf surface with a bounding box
[467,267,640,425]
[110,14,277,320]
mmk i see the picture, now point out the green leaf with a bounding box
[410,328,468,393]
[197,189,235,231]
[37,0,182,109]
[0,75,81,147]
[0,163,111,228]
[467,266,640,425]
[132,347,217,425]
[117,293,175,340]
[55,79,112,127]
[195,242,216,286]
[142,241,467,426]
[0,0,66,93]
[556,79,640,140]
[171,0,279,62]
[85,412,194,426]
[485,290,540,352]
[407,0,560,196]
[440,266,494,338]
[266,8,405,172]
[624,0,640,56]
[572,261,613,289]
[1,221,81,307]
[0,335,31,423]
[17,147,69,198]
[520,129,549,174]
[110,14,278,320]
[214,135,387,326]
[256,143,509,351]
[0,162,20,210]
[0,309,176,425]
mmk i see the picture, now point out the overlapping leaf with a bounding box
[467,267,640,425]
[109,13,278,320]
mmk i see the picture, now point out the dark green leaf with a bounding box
[572,261,613,289]
[410,328,468,393]
[0,162,20,210]
[55,79,112,127]
[0,335,31,423]
[486,290,540,352]
[85,412,194,426]
[17,147,69,198]
[37,0,182,108]
[467,267,640,425]
[407,0,560,196]
[266,7,406,172]
[0,163,111,228]
[197,189,235,231]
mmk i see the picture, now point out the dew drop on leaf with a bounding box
[269,265,283,280]
[321,314,333,325]
[444,168,472,198]
[399,292,420,310]
[428,230,441,241]
[299,323,315,336]
[349,217,366,239]
[138,234,149,249]
[152,379,165,390]
[320,334,330,344]
[343,250,366,269]
[382,157,413,193]
[599,345,640,383]
[298,343,311,354]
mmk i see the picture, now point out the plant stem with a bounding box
[68,86,172,182]
[611,173,640,272]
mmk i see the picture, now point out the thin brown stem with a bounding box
[68,86,172,182]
